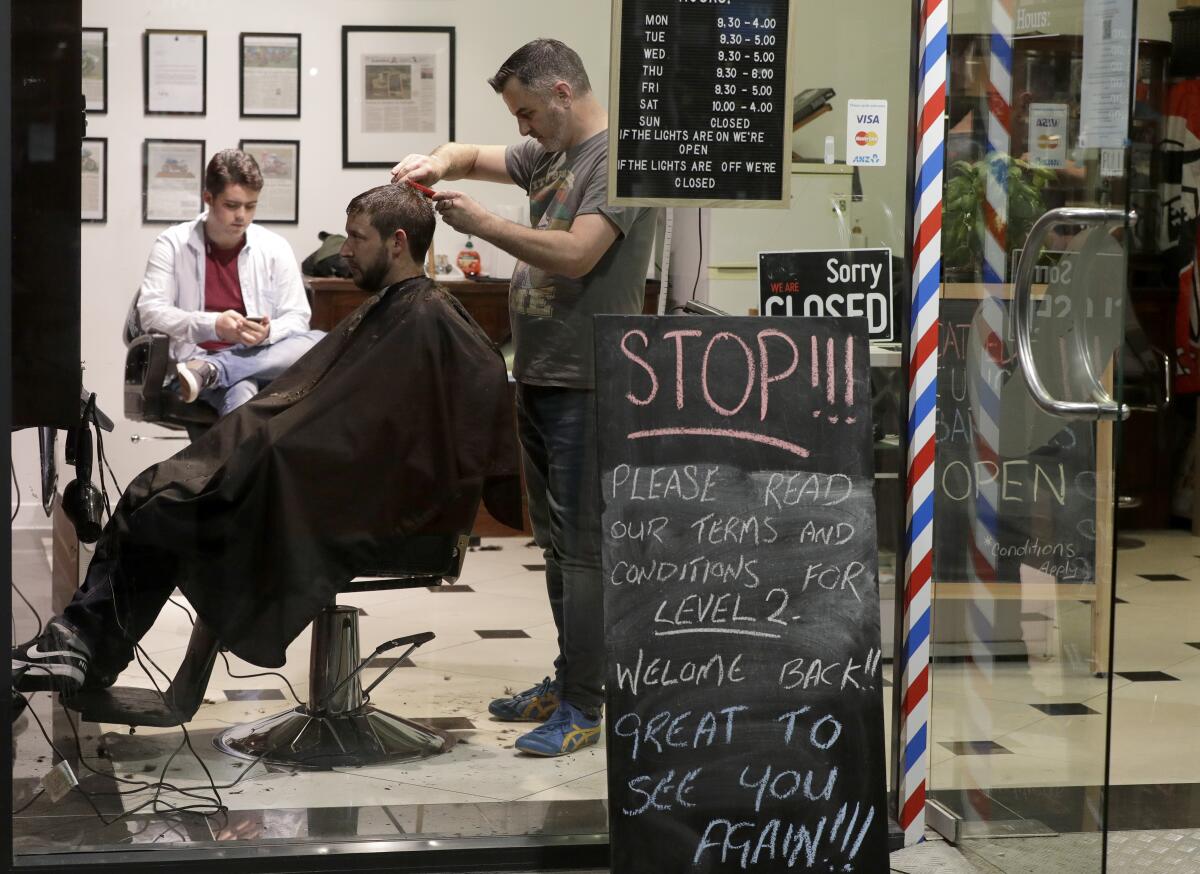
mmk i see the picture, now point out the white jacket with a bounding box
[136,214,311,362]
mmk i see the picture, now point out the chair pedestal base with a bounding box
[214,603,453,769]
[214,704,454,769]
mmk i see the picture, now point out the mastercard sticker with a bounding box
[846,99,887,167]
[1028,103,1069,169]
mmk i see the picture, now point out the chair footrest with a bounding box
[66,686,200,728]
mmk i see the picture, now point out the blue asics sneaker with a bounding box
[488,676,561,722]
[514,700,601,757]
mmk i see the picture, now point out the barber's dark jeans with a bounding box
[62,541,176,679]
[516,383,605,716]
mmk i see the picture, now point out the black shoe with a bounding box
[175,359,218,403]
[11,619,92,695]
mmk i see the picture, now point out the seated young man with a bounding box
[13,183,520,692]
[135,148,324,416]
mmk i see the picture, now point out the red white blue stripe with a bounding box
[967,0,1014,585]
[900,0,947,846]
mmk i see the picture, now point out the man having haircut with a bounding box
[135,148,322,416]
[13,184,519,693]
[392,39,659,756]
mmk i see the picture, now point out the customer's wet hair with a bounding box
[487,38,590,96]
[345,184,435,260]
[205,149,264,197]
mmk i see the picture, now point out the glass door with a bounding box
[925,1,1141,871]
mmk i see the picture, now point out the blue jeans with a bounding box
[199,330,324,415]
[516,383,605,715]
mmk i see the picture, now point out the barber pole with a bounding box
[958,0,1015,832]
[973,0,1013,583]
[900,0,947,846]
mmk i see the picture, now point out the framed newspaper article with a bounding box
[341,26,455,168]
[142,138,205,223]
[82,27,108,114]
[238,139,300,223]
[144,29,207,115]
[240,32,301,118]
[81,138,107,223]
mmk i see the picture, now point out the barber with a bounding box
[392,38,658,758]
[135,149,323,416]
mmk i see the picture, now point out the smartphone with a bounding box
[244,316,265,324]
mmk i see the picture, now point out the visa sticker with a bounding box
[847,99,887,167]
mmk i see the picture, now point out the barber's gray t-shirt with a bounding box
[505,131,658,389]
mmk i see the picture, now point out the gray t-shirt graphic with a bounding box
[506,130,658,389]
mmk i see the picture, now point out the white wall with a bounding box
[28,0,616,521]
[787,0,915,250]
[27,0,1173,523]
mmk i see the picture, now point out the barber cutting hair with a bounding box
[392,38,659,757]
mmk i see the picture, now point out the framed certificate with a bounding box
[144,29,207,115]
[341,26,455,168]
[238,139,300,224]
[143,139,205,223]
[81,137,107,223]
[82,28,108,114]
[240,32,301,118]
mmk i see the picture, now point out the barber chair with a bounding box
[123,287,218,433]
[123,283,316,434]
[63,531,472,768]
[123,332,219,433]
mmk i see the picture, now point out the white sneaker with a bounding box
[175,359,218,403]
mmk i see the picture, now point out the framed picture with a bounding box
[82,28,108,114]
[341,26,454,168]
[238,139,300,223]
[144,29,207,115]
[142,138,205,223]
[240,32,301,118]
[80,137,107,222]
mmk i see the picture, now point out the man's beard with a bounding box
[536,105,570,151]
[352,252,390,291]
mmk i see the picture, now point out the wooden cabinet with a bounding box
[307,277,662,341]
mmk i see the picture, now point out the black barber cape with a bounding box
[105,276,521,667]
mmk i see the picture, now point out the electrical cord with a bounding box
[104,574,231,817]
[11,581,44,641]
[166,598,303,707]
[10,461,44,641]
[13,787,46,815]
[16,688,266,824]
[86,397,113,518]
[12,583,238,819]
[11,458,20,523]
[90,398,122,501]
[10,436,255,825]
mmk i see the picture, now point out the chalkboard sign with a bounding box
[595,316,888,873]
[608,0,796,207]
[933,297,1097,584]
[759,249,895,341]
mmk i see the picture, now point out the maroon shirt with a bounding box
[199,235,247,351]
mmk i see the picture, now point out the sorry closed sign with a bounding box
[758,248,894,341]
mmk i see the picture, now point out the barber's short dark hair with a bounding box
[487,38,591,96]
[345,184,435,260]
[205,149,264,197]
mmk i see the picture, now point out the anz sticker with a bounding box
[846,99,887,167]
